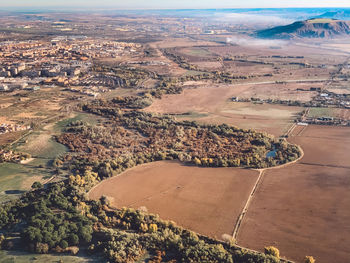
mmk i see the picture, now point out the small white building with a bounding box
[297,122,309,126]
[0,84,9,91]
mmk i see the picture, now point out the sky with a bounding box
[0,0,350,9]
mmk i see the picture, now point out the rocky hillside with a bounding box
[257,19,350,39]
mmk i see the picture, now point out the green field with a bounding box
[181,47,214,57]
[0,162,51,202]
[0,250,105,263]
[53,112,101,132]
[308,18,335,23]
[184,70,205,76]
[0,112,102,203]
[307,107,336,118]
[15,112,100,161]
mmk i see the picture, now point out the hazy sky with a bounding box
[1,0,350,9]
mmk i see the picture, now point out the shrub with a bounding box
[304,256,316,263]
[35,243,49,254]
[69,234,79,246]
[31,182,43,189]
[60,240,68,249]
[222,234,235,245]
[149,223,158,233]
[264,246,280,258]
[193,157,201,165]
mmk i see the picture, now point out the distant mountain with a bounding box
[315,10,350,20]
[257,18,350,39]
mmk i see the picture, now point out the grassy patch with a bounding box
[184,70,204,76]
[308,107,335,118]
[54,112,101,132]
[308,18,335,23]
[0,115,102,202]
[0,112,102,202]
[174,111,209,119]
[182,47,214,57]
[14,130,68,166]
[15,112,100,161]
[0,250,105,263]
[0,162,51,202]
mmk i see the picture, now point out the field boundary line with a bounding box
[284,123,296,138]
[232,169,265,240]
[233,143,304,240]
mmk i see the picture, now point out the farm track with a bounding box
[232,169,265,240]
[232,144,305,241]
[296,125,308,136]
[284,123,297,137]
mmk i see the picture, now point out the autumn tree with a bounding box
[264,246,280,258]
[304,256,316,263]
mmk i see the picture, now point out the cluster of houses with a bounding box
[0,149,30,163]
[231,87,350,127]
[0,62,26,77]
[0,123,31,134]
[313,91,350,108]
[0,38,145,94]
[64,86,108,98]
[231,88,350,109]
[297,115,350,126]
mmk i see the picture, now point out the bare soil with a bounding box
[89,161,259,239]
[237,125,350,263]
[237,82,320,102]
[145,84,246,114]
[145,86,302,137]
[0,131,25,146]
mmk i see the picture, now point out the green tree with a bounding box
[31,182,43,189]
[79,226,92,243]
[60,240,68,249]
[69,234,79,246]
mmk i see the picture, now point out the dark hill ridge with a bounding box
[257,19,350,39]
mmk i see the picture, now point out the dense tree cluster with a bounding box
[56,99,300,183]
[0,150,31,163]
[0,182,93,254]
[89,206,282,263]
[0,180,287,262]
[265,246,280,259]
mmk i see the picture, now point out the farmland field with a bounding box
[237,125,350,263]
[145,85,302,137]
[0,113,102,203]
[179,47,215,58]
[89,161,259,239]
[307,107,350,120]
[0,162,51,202]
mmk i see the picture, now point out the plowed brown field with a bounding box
[89,161,259,239]
[237,125,350,263]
